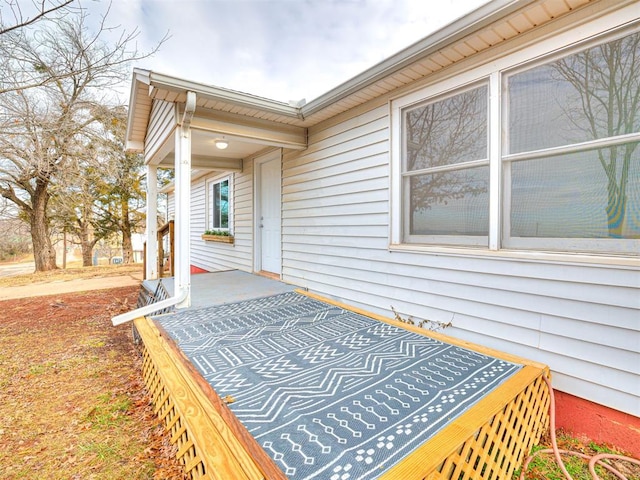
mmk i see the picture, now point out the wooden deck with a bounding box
[134,285,550,480]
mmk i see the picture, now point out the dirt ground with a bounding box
[0,285,186,480]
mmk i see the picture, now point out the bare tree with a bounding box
[0,198,31,261]
[92,106,145,264]
[552,32,640,238]
[0,8,163,271]
[0,216,31,261]
[52,105,145,266]
[97,148,145,264]
[50,139,112,267]
[0,0,75,36]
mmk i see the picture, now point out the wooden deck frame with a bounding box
[136,316,284,480]
[135,290,550,480]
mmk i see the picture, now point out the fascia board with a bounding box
[159,182,174,194]
[164,153,244,172]
[127,0,531,130]
[158,168,213,194]
[126,140,144,152]
[147,72,303,119]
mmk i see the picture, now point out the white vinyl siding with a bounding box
[189,160,254,272]
[166,192,175,222]
[145,100,175,164]
[282,104,391,263]
[281,98,638,416]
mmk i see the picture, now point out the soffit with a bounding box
[126,77,153,150]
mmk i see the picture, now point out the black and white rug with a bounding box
[158,291,520,479]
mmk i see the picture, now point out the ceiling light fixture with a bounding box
[215,138,229,150]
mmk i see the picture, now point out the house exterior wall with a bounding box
[180,3,639,419]
[189,159,255,273]
[145,99,175,164]
[279,9,639,417]
[166,193,174,222]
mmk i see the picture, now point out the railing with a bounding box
[132,279,174,342]
[158,220,174,278]
[137,279,172,311]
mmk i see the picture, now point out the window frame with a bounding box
[390,21,640,258]
[392,78,493,247]
[206,174,233,234]
[401,81,491,247]
[500,30,640,255]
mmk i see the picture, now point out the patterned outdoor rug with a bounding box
[158,291,521,479]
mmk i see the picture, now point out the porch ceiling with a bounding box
[149,109,307,170]
[155,129,266,171]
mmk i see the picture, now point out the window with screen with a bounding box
[401,83,490,246]
[503,31,639,254]
[391,29,639,256]
[208,176,231,231]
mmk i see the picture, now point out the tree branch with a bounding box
[0,0,76,36]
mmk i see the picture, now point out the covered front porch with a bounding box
[121,69,309,322]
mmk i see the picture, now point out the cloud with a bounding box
[85,0,488,102]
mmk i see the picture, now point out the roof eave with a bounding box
[147,71,303,119]
[126,0,554,136]
[301,0,530,117]
[125,68,151,152]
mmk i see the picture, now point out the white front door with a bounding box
[256,151,281,275]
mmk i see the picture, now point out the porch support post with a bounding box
[174,91,196,309]
[145,164,159,279]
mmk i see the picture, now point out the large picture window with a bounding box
[208,176,231,232]
[503,31,639,253]
[392,29,639,257]
[401,83,489,246]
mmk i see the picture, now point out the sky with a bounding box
[83,0,490,104]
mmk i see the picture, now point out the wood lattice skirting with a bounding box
[389,368,550,480]
[138,320,206,478]
[136,316,279,480]
[134,296,551,480]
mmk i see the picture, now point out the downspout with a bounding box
[173,91,196,310]
[112,91,197,326]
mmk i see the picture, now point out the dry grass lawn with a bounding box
[0,264,142,288]
[0,285,185,479]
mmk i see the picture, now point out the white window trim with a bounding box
[391,72,494,248]
[205,174,233,234]
[401,81,490,247]
[389,10,640,259]
[488,71,502,251]
[391,73,491,246]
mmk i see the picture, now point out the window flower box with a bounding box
[202,233,234,244]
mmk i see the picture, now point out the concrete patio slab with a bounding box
[144,270,297,311]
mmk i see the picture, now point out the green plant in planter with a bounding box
[204,230,230,236]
